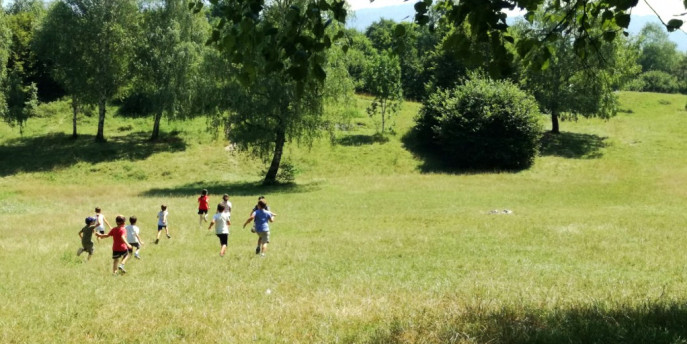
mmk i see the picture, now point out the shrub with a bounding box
[415,77,543,170]
[637,71,679,94]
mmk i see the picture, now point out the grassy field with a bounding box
[1,92,687,343]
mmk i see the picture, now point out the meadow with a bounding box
[1,92,687,343]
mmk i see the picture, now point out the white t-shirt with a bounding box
[157,210,168,226]
[95,213,106,232]
[221,200,232,214]
[213,212,231,235]
[125,225,140,243]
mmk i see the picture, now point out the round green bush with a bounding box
[415,77,543,170]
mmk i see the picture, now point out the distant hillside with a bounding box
[349,4,687,52]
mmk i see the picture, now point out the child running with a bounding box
[243,199,275,257]
[125,216,144,259]
[155,204,170,244]
[77,216,97,261]
[94,207,111,241]
[207,203,231,257]
[198,189,209,226]
[221,194,232,215]
[96,215,132,275]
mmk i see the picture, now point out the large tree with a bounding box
[35,1,89,138]
[513,5,640,133]
[2,0,43,133]
[199,0,347,185]
[0,4,11,118]
[637,22,680,74]
[45,0,138,142]
[133,0,209,140]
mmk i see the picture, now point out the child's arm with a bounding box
[95,232,110,239]
[103,217,112,230]
[163,213,168,225]
[135,233,144,245]
[78,229,84,239]
[242,215,254,228]
[208,218,216,231]
[121,234,132,250]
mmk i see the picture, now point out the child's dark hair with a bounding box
[161,204,167,210]
[257,200,267,209]
[201,189,208,195]
[217,203,225,212]
[258,196,265,201]
[95,207,101,213]
[116,215,126,224]
[129,216,137,224]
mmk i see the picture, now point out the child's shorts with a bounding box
[216,234,228,246]
[127,243,140,253]
[198,209,208,215]
[82,243,94,254]
[257,231,270,243]
[112,250,128,259]
[157,225,166,231]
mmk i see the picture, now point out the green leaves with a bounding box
[206,0,347,91]
[667,19,684,32]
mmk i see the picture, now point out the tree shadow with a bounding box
[0,132,186,177]
[337,134,389,146]
[368,301,687,344]
[140,180,323,198]
[540,131,607,159]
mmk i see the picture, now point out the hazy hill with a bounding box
[348,3,687,51]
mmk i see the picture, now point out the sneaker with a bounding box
[134,253,140,259]
[166,234,171,239]
[118,265,126,274]
[255,246,260,255]
[155,239,159,244]
[77,248,84,256]
[260,253,265,257]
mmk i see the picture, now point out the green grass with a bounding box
[1,92,687,343]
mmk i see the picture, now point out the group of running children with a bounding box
[77,190,276,275]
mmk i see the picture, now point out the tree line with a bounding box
[0,0,685,183]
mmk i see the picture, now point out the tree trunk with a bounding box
[551,111,560,134]
[71,96,79,139]
[151,111,163,141]
[96,96,107,142]
[263,127,286,185]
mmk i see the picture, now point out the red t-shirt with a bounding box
[108,226,128,251]
[198,195,209,210]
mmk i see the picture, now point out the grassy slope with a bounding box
[1,92,687,343]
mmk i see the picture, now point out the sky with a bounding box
[347,0,687,20]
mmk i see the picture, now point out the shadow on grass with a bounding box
[140,180,323,198]
[367,301,687,344]
[0,132,186,177]
[540,131,607,159]
[337,133,389,146]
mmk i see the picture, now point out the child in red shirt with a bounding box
[96,215,132,275]
[198,189,209,227]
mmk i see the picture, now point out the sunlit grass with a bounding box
[1,92,687,342]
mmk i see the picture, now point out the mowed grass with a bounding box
[1,92,687,343]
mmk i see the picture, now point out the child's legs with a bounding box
[112,257,121,273]
[156,227,162,239]
[217,234,228,256]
